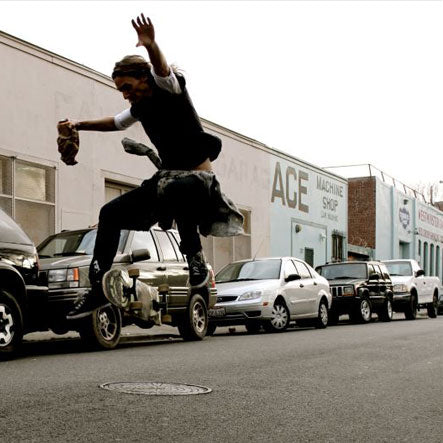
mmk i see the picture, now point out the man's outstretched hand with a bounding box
[132,13,155,48]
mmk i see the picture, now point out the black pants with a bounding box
[89,174,209,284]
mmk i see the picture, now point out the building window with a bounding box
[423,242,428,275]
[332,231,345,262]
[436,245,441,281]
[0,156,55,244]
[201,207,251,272]
[418,239,421,259]
[430,244,435,276]
[105,180,136,203]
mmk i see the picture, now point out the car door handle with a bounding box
[313,282,318,285]
[183,266,189,270]
[299,284,304,288]
[156,266,167,271]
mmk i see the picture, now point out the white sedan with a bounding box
[208,257,331,334]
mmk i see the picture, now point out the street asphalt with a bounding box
[1,313,443,442]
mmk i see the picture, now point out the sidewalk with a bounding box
[23,324,243,343]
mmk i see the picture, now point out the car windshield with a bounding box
[318,263,367,280]
[37,229,128,258]
[216,259,281,283]
[383,261,412,277]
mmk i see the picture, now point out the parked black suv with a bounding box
[37,227,217,349]
[0,208,47,358]
[316,261,394,324]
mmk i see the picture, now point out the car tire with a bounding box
[79,305,122,350]
[404,293,417,320]
[350,298,372,324]
[206,323,217,336]
[245,321,261,334]
[427,293,438,319]
[0,289,24,359]
[379,298,393,322]
[315,300,328,329]
[263,301,290,332]
[178,294,208,341]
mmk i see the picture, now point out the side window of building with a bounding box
[0,155,55,245]
[293,261,312,279]
[201,207,252,272]
[332,230,345,262]
[105,180,136,203]
[131,230,159,261]
[154,230,178,261]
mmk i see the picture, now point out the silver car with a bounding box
[207,257,331,334]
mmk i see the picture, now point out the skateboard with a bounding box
[102,268,163,325]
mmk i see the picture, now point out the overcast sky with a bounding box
[1,1,442,199]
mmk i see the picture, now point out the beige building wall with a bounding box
[0,31,271,269]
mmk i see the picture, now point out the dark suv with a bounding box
[316,261,393,324]
[0,208,47,358]
[37,227,216,349]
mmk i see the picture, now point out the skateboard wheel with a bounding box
[128,269,140,278]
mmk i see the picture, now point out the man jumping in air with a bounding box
[63,13,242,319]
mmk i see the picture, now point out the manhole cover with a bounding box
[99,382,212,396]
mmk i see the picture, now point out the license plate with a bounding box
[209,306,226,318]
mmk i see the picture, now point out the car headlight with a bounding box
[393,284,408,293]
[238,290,263,301]
[48,268,79,288]
[343,286,354,295]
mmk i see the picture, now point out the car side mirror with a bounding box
[285,273,301,283]
[369,274,379,281]
[131,248,151,263]
[415,269,425,277]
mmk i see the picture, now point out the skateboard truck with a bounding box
[155,283,171,323]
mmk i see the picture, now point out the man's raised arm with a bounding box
[132,13,170,77]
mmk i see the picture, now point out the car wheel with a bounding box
[351,298,372,323]
[79,305,122,350]
[427,293,438,319]
[263,301,290,332]
[245,321,261,334]
[0,290,24,359]
[315,300,328,329]
[178,294,208,341]
[206,323,217,336]
[404,293,417,320]
[379,298,393,322]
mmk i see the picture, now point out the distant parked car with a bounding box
[0,208,47,358]
[316,261,393,324]
[381,259,440,319]
[207,257,331,335]
[37,227,216,349]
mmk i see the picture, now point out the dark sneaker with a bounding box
[188,251,209,289]
[66,292,110,320]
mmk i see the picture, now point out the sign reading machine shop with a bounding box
[269,160,347,263]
